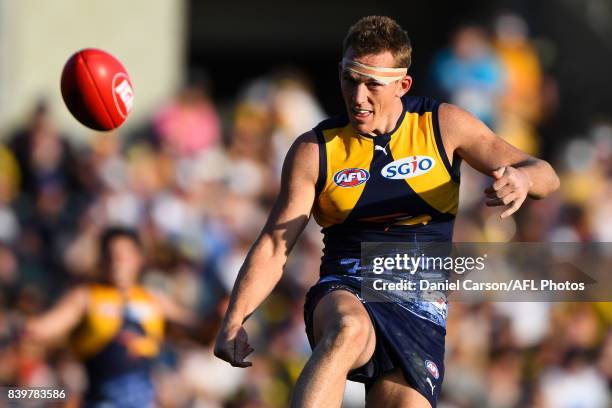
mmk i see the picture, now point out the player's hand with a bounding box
[214,324,254,368]
[484,166,531,218]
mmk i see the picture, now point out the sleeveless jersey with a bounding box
[313,96,460,276]
[72,284,164,387]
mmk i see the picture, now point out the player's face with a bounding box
[340,49,412,135]
[108,237,143,290]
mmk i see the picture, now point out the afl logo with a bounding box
[382,156,435,180]
[112,72,134,118]
[334,168,369,187]
[424,360,439,379]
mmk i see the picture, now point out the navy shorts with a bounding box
[304,277,446,408]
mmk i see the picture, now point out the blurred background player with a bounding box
[24,226,199,407]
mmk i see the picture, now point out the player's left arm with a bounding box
[439,103,560,218]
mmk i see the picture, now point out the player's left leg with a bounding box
[292,289,377,408]
[365,369,432,408]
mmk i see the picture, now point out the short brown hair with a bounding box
[342,16,412,69]
[99,226,142,274]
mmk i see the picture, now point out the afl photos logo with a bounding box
[333,168,370,187]
[382,156,435,180]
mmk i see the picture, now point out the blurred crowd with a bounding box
[0,12,610,408]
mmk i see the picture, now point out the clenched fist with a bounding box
[214,325,254,368]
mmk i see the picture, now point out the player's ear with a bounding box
[397,75,412,97]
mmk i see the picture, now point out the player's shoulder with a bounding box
[287,130,319,168]
[291,114,346,158]
[281,130,320,184]
[83,283,121,300]
[72,284,93,297]
[438,102,486,131]
[58,285,91,310]
[438,102,495,154]
[291,130,319,156]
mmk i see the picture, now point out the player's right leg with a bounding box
[365,369,432,408]
[291,290,376,408]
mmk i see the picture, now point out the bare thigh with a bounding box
[366,369,432,408]
[312,290,377,370]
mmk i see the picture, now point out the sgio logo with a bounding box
[381,156,435,179]
[333,168,369,187]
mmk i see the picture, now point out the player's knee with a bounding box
[325,314,371,352]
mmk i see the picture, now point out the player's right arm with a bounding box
[214,131,319,367]
[24,286,88,344]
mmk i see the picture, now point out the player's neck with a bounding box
[371,98,404,136]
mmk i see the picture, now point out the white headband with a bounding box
[341,58,408,85]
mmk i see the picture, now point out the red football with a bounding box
[61,48,134,131]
